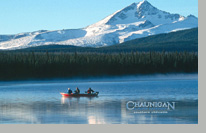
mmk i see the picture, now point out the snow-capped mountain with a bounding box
[0,0,198,50]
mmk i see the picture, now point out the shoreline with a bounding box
[0,73,198,83]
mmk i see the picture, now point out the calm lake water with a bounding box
[0,74,198,124]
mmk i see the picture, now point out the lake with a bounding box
[0,74,198,124]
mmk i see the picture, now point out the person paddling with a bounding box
[68,88,73,94]
[87,88,94,94]
[75,87,80,94]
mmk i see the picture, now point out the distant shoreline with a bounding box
[0,72,198,82]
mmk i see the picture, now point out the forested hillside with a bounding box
[0,52,198,80]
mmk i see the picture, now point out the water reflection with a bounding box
[87,116,106,124]
[0,97,198,124]
[0,74,198,124]
[0,103,40,124]
[61,97,97,105]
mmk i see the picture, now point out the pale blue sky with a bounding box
[0,0,198,34]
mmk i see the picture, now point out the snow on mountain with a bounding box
[0,0,198,50]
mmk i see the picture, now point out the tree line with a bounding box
[0,51,198,80]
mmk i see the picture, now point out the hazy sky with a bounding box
[0,0,198,34]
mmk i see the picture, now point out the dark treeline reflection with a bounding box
[0,51,198,80]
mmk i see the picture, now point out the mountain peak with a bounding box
[135,0,159,17]
[137,0,151,6]
[105,0,171,25]
[122,0,153,12]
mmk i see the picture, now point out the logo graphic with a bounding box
[126,101,176,114]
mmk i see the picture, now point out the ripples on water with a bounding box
[0,74,198,124]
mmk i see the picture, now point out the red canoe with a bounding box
[60,92,99,97]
